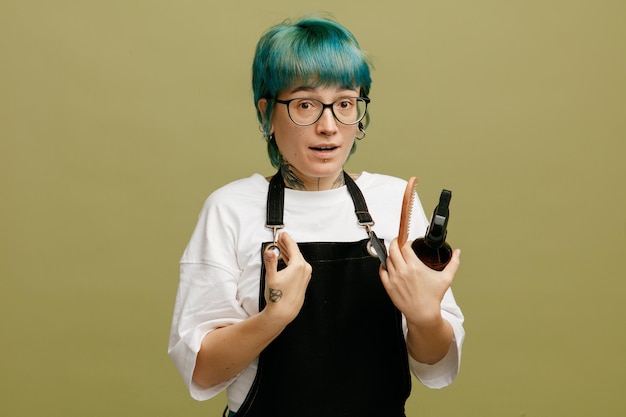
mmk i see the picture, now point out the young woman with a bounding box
[169,16,464,417]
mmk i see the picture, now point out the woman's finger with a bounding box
[277,232,303,264]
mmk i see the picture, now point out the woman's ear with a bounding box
[257,98,273,137]
[257,98,268,119]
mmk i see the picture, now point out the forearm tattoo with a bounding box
[268,288,283,303]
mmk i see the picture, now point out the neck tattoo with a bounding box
[280,163,345,191]
[280,164,306,190]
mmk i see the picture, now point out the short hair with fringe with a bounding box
[252,16,373,168]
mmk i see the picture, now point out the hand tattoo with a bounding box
[269,288,283,303]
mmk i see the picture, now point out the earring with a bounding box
[355,123,366,140]
[259,124,273,142]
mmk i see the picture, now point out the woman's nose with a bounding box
[315,107,339,135]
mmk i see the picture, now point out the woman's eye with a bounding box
[296,101,317,111]
[338,99,353,109]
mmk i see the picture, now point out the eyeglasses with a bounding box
[274,97,370,126]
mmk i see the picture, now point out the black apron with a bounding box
[233,172,411,417]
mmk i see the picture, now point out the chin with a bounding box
[312,163,343,176]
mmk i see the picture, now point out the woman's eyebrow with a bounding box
[288,86,316,94]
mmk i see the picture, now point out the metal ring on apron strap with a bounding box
[264,224,284,260]
[359,220,388,269]
[360,221,377,258]
[366,240,378,257]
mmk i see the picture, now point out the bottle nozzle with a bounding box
[425,189,452,247]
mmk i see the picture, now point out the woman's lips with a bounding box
[309,145,339,159]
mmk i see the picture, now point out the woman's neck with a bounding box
[280,164,345,191]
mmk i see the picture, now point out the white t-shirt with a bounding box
[168,172,465,410]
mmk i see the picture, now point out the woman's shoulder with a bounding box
[208,173,268,199]
[199,173,269,214]
[354,171,408,192]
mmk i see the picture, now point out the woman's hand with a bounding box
[193,232,311,388]
[262,232,312,325]
[380,238,461,364]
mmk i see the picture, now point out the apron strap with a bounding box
[265,170,388,268]
[343,172,373,226]
[344,172,388,269]
[266,171,285,228]
[265,170,373,226]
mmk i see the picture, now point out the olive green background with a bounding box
[2,1,624,416]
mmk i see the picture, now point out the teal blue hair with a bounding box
[252,16,373,168]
